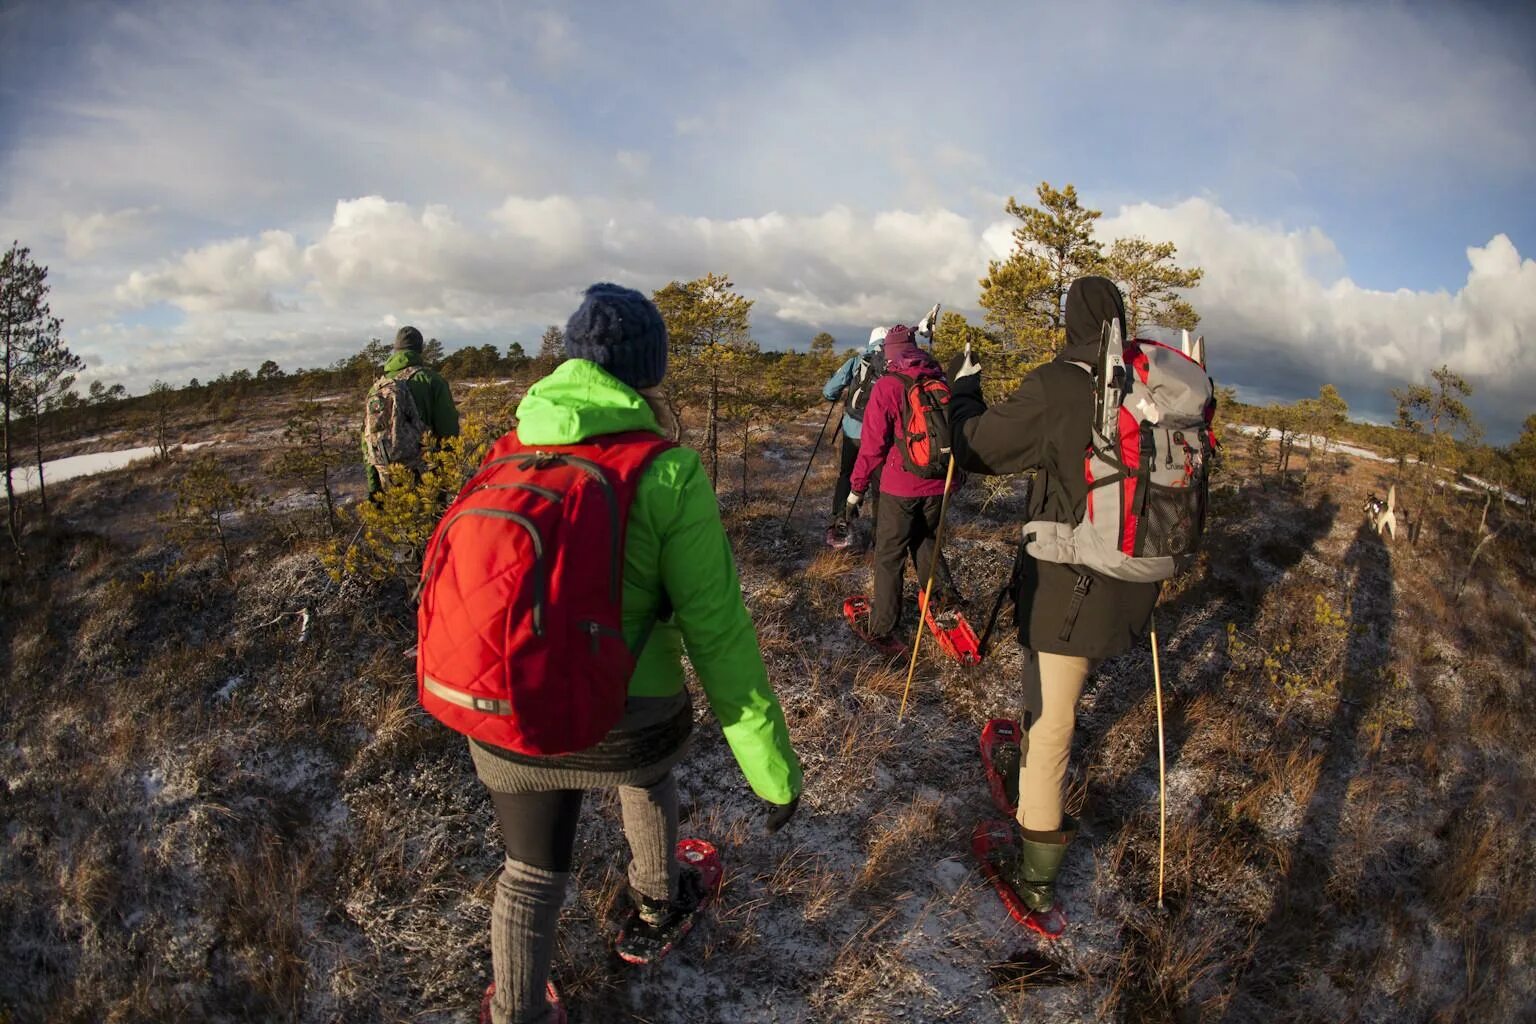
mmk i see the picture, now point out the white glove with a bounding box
[917,302,941,339]
[846,491,865,518]
[954,348,981,380]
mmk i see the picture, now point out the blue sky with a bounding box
[2,0,1534,438]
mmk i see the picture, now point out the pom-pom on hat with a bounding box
[563,283,669,390]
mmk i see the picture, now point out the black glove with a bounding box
[764,796,800,835]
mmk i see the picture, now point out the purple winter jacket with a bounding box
[850,347,953,499]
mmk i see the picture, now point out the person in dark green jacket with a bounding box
[471,284,802,1024]
[363,325,460,495]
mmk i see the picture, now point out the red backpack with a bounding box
[895,373,953,479]
[416,430,675,755]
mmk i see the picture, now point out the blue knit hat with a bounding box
[563,283,668,390]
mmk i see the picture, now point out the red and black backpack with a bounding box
[1024,324,1216,583]
[894,372,954,479]
[415,430,674,755]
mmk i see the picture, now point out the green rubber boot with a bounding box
[1003,816,1078,912]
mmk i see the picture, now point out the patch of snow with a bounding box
[12,441,217,494]
[214,675,245,702]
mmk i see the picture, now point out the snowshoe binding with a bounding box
[918,591,982,666]
[615,839,723,965]
[980,718,1022,817]
[825,517,854,550]
[479,980,566,1024]
[972,819,1071,939]
[842,596,906,656]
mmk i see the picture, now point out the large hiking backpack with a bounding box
[363,366,428,470]
[1025,323,1215,583]
[845,352,886,421]
[415,430,675,755]
[895,372,954,479]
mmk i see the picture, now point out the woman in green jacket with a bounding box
[474,284,802,1024]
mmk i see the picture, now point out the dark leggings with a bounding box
[490,789,585,872]
[832,430,881,524]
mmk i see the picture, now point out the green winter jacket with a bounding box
[514,360,802,805]
[363,350,461,493]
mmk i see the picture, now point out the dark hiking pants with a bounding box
[870,492,943,636]
[832,431,881,528]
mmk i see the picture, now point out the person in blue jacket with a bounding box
[821,327,887,546]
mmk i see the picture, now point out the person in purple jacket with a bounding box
[844,324,957,652]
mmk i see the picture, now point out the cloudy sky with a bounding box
[3,0,1534,437]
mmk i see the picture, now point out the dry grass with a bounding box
[3,410,1535,1023]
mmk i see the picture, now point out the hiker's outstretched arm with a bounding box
[822,355,857,401]
[951,370,1051,476]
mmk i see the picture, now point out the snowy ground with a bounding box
[11,440,218,494]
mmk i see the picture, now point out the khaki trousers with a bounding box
[1016,650,1097,832]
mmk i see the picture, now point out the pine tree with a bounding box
[1507,414,1536,517]
[652,273,754,489]
[978,183,1103,360]
[537,325,566,374]
[1392,366,1477,542]
[1,242,54,552]
[809,331,837,373]
[1100,237,1203,338]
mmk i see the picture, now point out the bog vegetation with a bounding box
[2,186,1535,1023]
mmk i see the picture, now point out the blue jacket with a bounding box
[823,354,870,440]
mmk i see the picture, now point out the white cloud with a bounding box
[114,230,300,312]
[61,207,156,259]
[89,192,1535,437]
[1099,198,1536,431]
[616,150,650,176]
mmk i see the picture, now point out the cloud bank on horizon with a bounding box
[2,0,1533,437]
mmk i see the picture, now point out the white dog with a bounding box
[1364,485,1397,541]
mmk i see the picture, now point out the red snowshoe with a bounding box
[917,591,981,666]
[972,819,1069,939]
[480,980,566,1024]
[980,718,1022,817]
[842,596,906,656]
[615,839,724,965]
[825,517,854,550]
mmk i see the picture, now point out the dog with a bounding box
[1364,485,1397,541]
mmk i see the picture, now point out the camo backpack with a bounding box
[363,366,428,470]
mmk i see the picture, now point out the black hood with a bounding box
[1059,276,1127,365]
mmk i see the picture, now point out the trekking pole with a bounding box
[898,423,961,724]
[783,400,839,530]
[1150,611,1168,910]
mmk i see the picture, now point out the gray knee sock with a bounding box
[618,771,679,902]
[490,856,567,1024]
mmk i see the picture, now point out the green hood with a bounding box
[515,359,663,445]
[383,350,422,373]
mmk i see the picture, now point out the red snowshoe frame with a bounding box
[972,819,1069,939]
[917,591,981,666]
